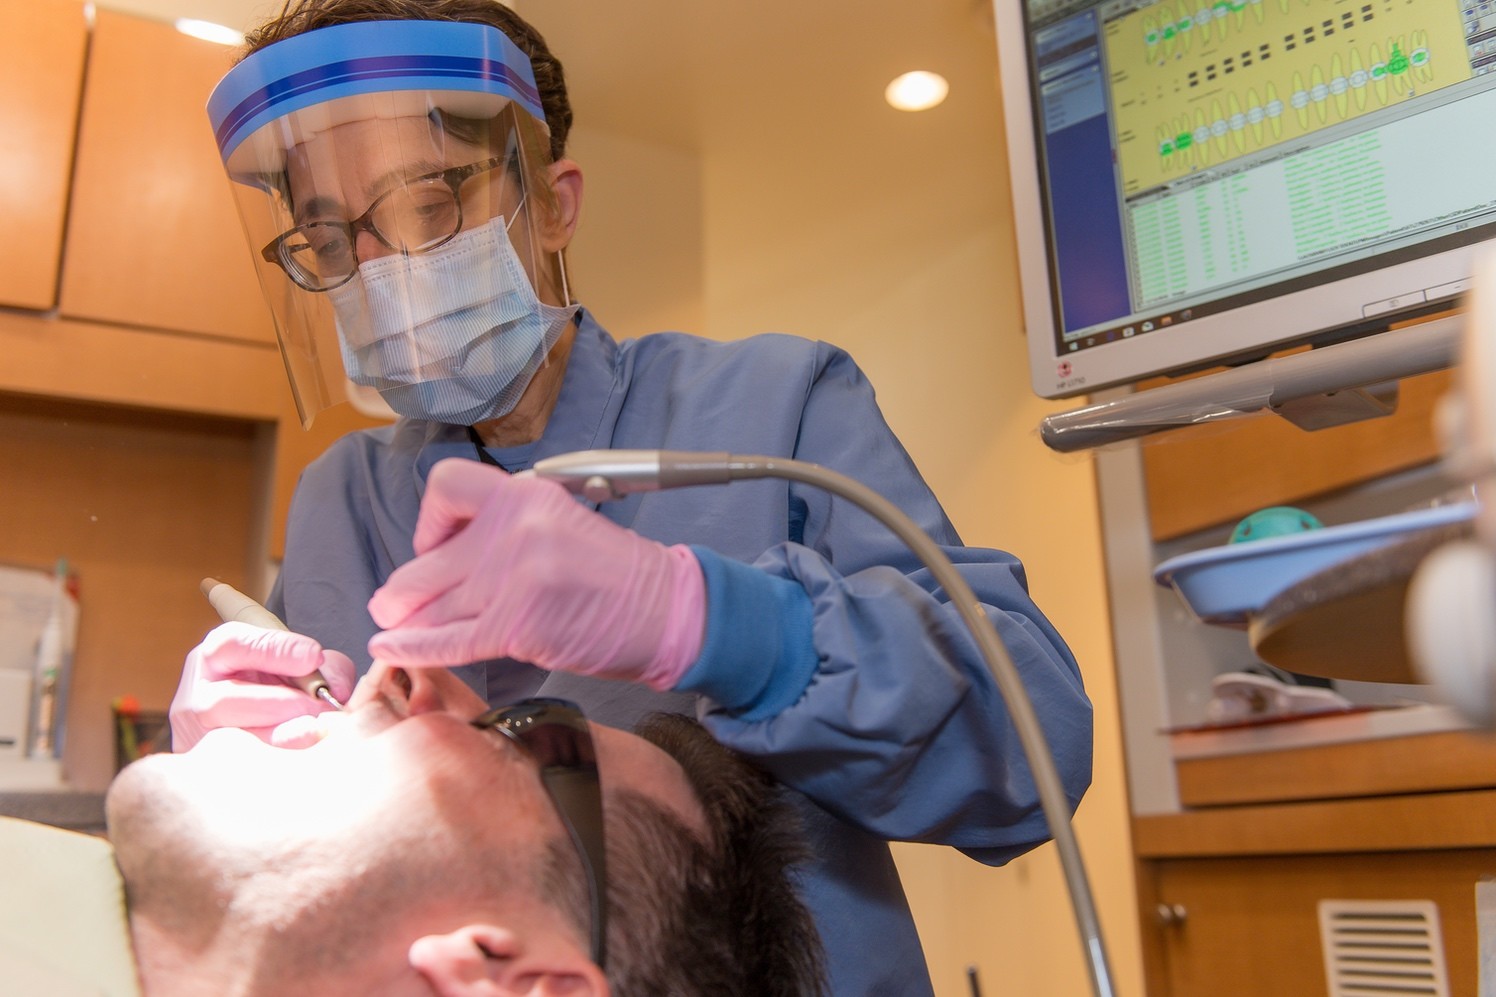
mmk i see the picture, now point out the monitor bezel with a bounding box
[995,0,1486,400]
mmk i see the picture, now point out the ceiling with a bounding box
[98,0,1000,153]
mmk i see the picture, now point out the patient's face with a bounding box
[105,664,703,993]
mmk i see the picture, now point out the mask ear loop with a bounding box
[504,195,527,233]
[556,246,573,307]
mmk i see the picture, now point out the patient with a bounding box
[104,663,824,996]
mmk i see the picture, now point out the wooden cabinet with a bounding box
[0,0,88,310]
[0,5,383,550]
[1131,770,1496,997]
[59,9,273,344]
[1141,848,1491,996]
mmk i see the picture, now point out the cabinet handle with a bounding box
[1156,903,1188,926]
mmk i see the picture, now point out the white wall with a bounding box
[563,126,706,339]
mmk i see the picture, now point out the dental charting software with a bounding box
[1013,0,1496,396]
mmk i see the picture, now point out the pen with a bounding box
[200,577,345,711]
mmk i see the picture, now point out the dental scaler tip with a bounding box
[200,577,345,711]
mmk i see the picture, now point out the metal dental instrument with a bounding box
[200,577,345,711]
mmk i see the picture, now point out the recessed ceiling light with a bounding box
[885,71,949,112]
[175,18,244,46]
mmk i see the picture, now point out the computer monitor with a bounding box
[996,0,1496,400]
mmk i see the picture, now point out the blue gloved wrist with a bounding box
[674,546,818,720]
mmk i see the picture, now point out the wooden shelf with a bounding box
[1134,788,1496,858]
[1176,727,1496,807]
[0,311,282,421]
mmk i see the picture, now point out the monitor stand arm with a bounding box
[1038,315,1461,454]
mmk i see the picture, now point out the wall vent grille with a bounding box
[1318,899,1450,997]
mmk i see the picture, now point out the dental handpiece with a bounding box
[200,577,345,711]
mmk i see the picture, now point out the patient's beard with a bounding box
[104,753,547,995]
[106,760,229,946]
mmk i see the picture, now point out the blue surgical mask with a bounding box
[328,212,578,425]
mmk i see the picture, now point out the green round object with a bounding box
[1229,506,1324,544]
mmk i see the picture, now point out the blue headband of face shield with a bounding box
[206,20,546,183]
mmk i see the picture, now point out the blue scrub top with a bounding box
[270,310,1093,995]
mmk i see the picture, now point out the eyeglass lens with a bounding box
[281,179,463,287]
[268,156,510,291]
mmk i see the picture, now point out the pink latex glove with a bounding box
[168,622,356,751]
[367,458,705,689]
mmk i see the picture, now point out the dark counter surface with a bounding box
[0,791,107,832]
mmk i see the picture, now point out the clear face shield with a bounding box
[208,21,577,427]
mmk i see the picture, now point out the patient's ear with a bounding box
[409,923,607,996]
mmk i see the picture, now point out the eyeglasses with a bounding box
[262,156,511,292]
[471,697,608,968]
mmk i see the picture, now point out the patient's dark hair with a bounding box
[542,713,827,996]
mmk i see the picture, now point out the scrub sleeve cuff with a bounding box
[673,546,819,721]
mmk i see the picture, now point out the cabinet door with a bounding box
[59,9,273,344]
[0,0,88,310]
[1148,851,1489,996]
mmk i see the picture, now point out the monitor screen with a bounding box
[997,0,1496,399]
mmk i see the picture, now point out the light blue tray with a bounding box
[1153,501,1478,625]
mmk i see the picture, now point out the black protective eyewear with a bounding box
[262,155,511,292]
[471,697,608,968]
